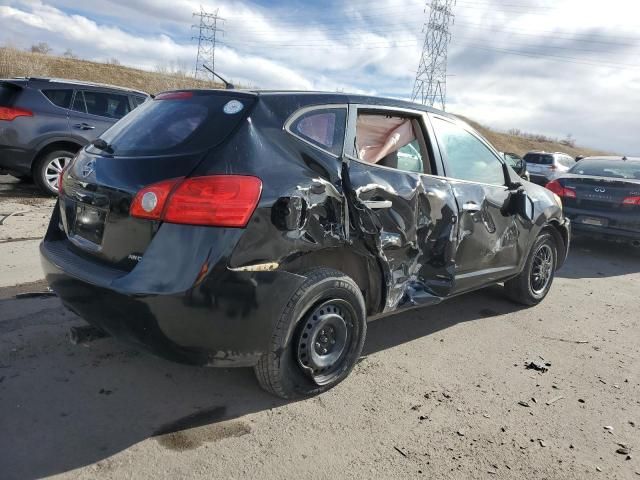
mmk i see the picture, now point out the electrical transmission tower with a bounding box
[192,7,225,81]
[411,0,456,110]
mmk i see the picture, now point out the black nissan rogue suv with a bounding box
[41,90,570,398]
[0,77,148,194]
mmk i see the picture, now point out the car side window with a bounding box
[42,89,73,109]
[131,95,147,108]
[289,108,346,156]
[432,117,505,186]
[81,91,131,119]
[71,91,87,113]
[354,112,432,174]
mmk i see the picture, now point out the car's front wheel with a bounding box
[255,268,367,399]
[34,150,75,196]
[504,230,558,306]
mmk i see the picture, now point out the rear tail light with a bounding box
[622,196,640,206]
[0,106,33,121]
[545,180,576,198]
[130,175,262,227]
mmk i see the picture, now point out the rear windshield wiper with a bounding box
[91,138,114,154]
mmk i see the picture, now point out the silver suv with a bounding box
[523,151,576,185]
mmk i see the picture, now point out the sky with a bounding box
[0,0,639,154]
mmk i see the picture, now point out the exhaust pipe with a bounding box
[69,325,109,345]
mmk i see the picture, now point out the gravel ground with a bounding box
[0,175,639,480]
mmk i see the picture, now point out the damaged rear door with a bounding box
[343,105,459,312]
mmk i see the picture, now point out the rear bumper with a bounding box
[529,174,551,186]
[566,208,640,242]
[40,236,306,368]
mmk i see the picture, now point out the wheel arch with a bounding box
[279,246,383,316]
[543,220,569,269]
[31,140,83,175]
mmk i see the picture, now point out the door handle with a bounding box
[462,202,481,212]
[73,123,95,130]
[363,200,392,209]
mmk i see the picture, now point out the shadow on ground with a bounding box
[0,174,46,200]
[0,284,523,480]
[1,233,637,479]
[557,235,640,279]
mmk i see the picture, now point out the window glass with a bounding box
[432,118,505,185]
[82,91,131,119]
[524,153,554,165]
[290,108,346,155]
[96,93,253,156]
[131,95,147,108]
[569,159,640,179]
[71,91,87,113]
[355,114,429,174]
[42,89,73,108]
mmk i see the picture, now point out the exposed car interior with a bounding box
[355,113,432,174]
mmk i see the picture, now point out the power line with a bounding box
[192,6,225,81]
[412,0,456,109]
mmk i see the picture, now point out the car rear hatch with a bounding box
[57,90,257,270]
[560,175,640,232]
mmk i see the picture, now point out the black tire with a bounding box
[254,268,367,399]
[504,231,557,306]
[33,150,75,196]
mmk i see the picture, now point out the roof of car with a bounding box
[8,77,149,96]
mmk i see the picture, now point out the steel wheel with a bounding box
[530,243,554,294]
[43,155,71,193]
[296,299,355,386]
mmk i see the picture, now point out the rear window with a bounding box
[569,160,640,180]
[42,89,73,108]
[94,92,253,156]
[524,153,554,165]
[289,108,346,156]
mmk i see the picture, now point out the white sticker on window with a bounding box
[223,100,243,115]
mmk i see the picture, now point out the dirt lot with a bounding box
[0,175,639,480]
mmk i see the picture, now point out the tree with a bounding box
[63,48,78,59]
[30,42,52,55]
[107,57,121,66]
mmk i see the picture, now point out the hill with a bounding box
[455,116,608,158]
[0,46,221,93]
[0,47,608,157]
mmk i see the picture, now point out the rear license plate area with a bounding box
[72,203,108,245]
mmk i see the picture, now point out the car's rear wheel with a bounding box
[254,268,366,399]
[34,150,74,196]
[504,231,557,306]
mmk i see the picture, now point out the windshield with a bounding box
[569,159,640,180]
[92,92,253,156]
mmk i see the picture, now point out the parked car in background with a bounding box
[524,151,576,185]
[546,156,640,247]
[0,77,149,194]
[502,152,530,181]
[41,90,569,398]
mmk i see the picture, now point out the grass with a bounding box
[0,47,222,94]
[1,47,608,157]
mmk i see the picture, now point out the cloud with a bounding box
[1,0,639,153]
